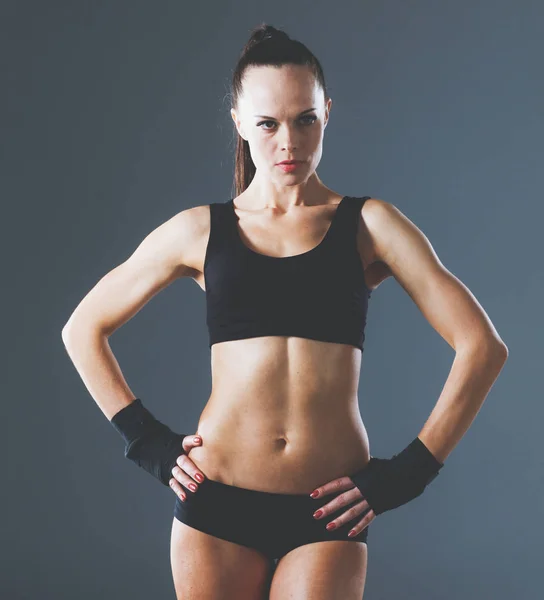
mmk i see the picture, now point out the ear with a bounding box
[231,109,247,140]
[324,97,332,128]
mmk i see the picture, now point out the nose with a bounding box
[281,138,298,153]
[279,126,299,152]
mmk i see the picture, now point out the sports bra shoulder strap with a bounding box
[334,195,372,235]
[206,200,235,255]
[348,195,372,212]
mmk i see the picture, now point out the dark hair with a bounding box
[230,23,329,198]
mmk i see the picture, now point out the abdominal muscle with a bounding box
[186,335,371,494]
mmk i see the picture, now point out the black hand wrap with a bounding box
[349,437,444,516]
[109,398,189,487]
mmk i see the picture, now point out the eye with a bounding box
[257,115,318,130]
[300,115,318,126]
[257,120,275,130]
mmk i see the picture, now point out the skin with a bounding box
[168,65,507,551]
[62,62,506,598]
[169,64,378,598]
[170,65,376,528]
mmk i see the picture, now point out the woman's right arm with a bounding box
[61,205,208,420]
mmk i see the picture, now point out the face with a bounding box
[231,64,332,185]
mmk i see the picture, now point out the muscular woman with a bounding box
[62,24,508,600]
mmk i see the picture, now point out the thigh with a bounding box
[170,517,273,600]
[269,540,368,600]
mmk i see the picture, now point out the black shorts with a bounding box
[173,476,369,563]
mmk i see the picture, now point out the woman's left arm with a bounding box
[366,199,509,463]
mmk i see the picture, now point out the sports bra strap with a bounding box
[328,195,371,242]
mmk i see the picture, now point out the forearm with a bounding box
[417,341,508,463]
[61,323,137,421]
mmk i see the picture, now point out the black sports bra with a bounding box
[204,195,372,351]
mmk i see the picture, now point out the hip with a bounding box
[173,475,370,561]
[187,419,371,494]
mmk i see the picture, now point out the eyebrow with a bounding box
[253,108,317,119]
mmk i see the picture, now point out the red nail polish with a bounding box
[310,490,320,498]
[326,522,336,531]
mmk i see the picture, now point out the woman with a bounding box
[62,24,508,600]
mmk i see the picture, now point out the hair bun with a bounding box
[245,24,290,52]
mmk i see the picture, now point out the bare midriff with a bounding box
[187,335,371,494]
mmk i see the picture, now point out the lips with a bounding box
[277,162,302,172]
[278,160,301,165]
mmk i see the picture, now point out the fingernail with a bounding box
[193,437,201,443]
[313,509,323,519]
[195,473,204,483]
[188,483,197,492]
[348,530,357,537]
[326,522,336,531]
[310,490,320,498]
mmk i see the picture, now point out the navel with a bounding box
[274,436,289,450]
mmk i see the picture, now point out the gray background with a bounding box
[3,0,542,598]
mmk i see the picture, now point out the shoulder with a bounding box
[359,197,415,262]
[169,203,211,238]
[166,203,214,275]
[359,197,446,291]
[356,197,394,263]
[359,196,395,224]
[159,204,211,259]
[350,197,389,287]
[356,197,419,287]
[141,203,212,279]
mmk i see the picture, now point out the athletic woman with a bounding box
[62,24,508,600]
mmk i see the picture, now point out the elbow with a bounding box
[483,337,509,365]
[61,322,71,345]
[61,323,79,353]
[458,335,509,363]
[61,320,72,342]
[61,317,78,345]
[61,318,107,349]
[497,341,509,361]
[489,332,509,361]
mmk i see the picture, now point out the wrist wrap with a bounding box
[110,398,189,487]
[350,437,444,515]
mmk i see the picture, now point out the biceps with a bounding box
[63,210,201,337]
[400,265,503,351]
[65,255,178,337]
